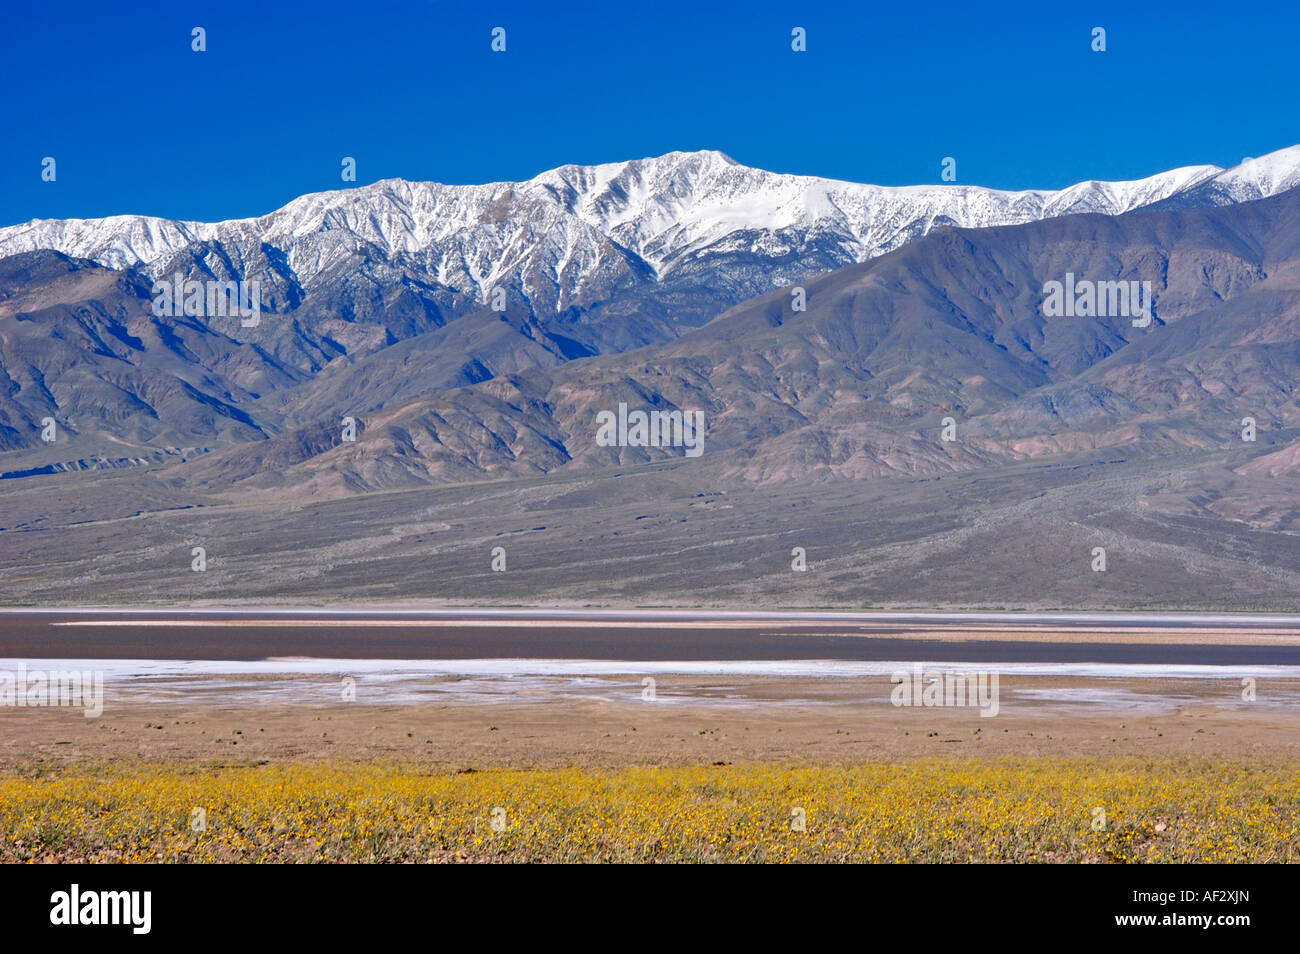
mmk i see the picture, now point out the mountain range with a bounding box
[2,145,1298,366]
[2,147,1300,608]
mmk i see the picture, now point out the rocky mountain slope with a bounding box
[2,146,1297,375]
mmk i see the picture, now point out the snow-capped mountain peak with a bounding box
[1,146,1297,316]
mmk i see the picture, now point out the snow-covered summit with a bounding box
[1,147,1296,312]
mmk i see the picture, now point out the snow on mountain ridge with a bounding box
[1,147,1296,311]
[1211,145,1300,200]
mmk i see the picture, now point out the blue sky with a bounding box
[2,0,1295,225]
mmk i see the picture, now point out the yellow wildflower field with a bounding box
[1,757,1296,863]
